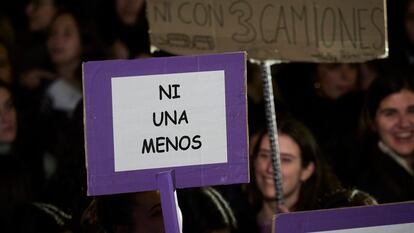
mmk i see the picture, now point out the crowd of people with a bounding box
[1,0,414,233]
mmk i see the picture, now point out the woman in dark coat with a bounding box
[357,69,414,203]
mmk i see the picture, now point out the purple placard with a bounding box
[83,52,248,196]
[275,202,414,233]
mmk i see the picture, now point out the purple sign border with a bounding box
[275,201,414,232]
[83,52,248,196]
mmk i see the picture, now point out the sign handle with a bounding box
[157,170,182,233]
[259,61,284,204]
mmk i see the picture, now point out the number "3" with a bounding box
[229,0,257,43]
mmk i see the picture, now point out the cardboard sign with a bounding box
[146,0,387,62]
[83,52,248,196]
[275,202,414,233]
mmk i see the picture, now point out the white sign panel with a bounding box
[111,70,227,172]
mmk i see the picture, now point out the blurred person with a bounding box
[313,63,359,100]
[84,191,166,233]
[0,80,45,167]
[396,0,414,66]
[44,9,103,108]
[0,155,33,233]
[40,101,91,233]
[47,10,82,83]
[387,0,414,67]
[19,0,57,90]
[31,10,84,183]
[96,0,150,59]
[24,6,102,220]
[83,187,240,233]
[357,69,414,203]
[280,63,364,187]
[25,0,57,32]
[116,0,145,26]
[0,81,45,231]
[249,116,341,233]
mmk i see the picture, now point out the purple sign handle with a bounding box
[157,170,181,233]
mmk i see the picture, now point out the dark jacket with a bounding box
[357,144,414,203]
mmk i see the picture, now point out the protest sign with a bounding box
[147,0,387,62]
[275,202,414,233]
[83,52,248,196]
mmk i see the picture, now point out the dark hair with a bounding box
[360,69,414,140]
[96,0,150,58]
[249,116,340,211]
[178,187,237,233]
[46,9,104,83]
[49,9,104,60]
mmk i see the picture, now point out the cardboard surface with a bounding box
[83,52,248,196]
[147,0,387,62]
[274,202,414,233]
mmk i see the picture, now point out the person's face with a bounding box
[47,14,81,66]
[25,0,56,32]
[117,191,165,233]
[0,87,17,143]
[254,134,314,207]
[375,89,414,157]
[405,1,414,43]
[316,64,358,99]
[116,0,145,25]
[0,44,12,84]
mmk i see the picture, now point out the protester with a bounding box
[357,69,414,203]
[0,80,45,231]
[249,116,341,233]
[19,0,57,90]
[96,0,150,59]
[1,1,413,232]
[390,0,414,66]
[89,191,165,233]
[82,187,240,233]
[0,80,44,182]
[277,63,364,186]
[25,0,56,32]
